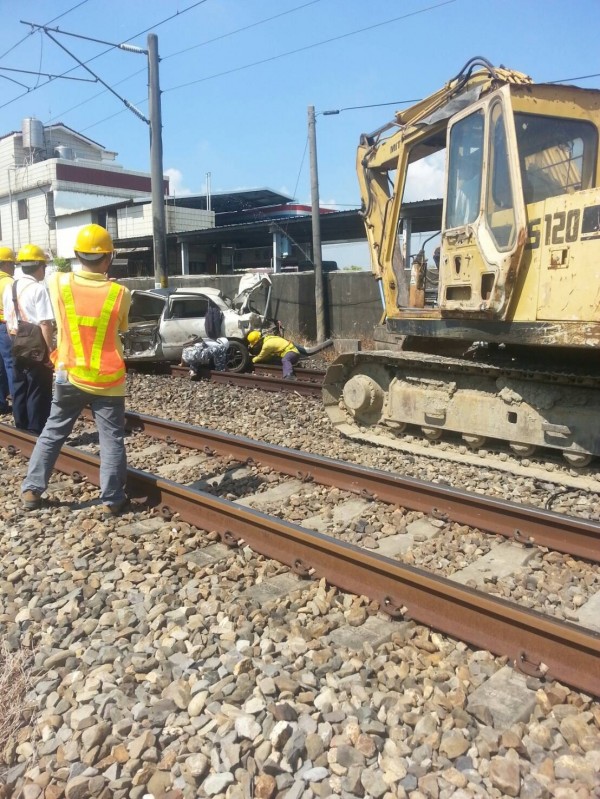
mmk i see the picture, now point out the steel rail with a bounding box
[116,411,600,563]
[207,370,322,396]
[166,364,324,385]
[254,364,325,382]
[1,423,598,696]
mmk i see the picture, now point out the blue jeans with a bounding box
[0,322,14,409]
[22,382,127,506]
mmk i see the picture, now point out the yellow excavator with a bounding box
[323,57,600,467]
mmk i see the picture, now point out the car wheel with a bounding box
[226,341,250,373]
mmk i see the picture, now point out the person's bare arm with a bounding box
[39,320,54,352]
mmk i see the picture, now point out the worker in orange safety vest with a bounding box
[21,224,132,516]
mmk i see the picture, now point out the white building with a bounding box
[0,118,214,263]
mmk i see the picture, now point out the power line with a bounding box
[45,0,323,125]
[41,27,149,123]
[292,137,309,203]
[0,0,210,113]
[80,100,147,132]
[164,0,456,93]
[112,0,210,45]
[164,0,322,61]
[0,65,97,83]
[0,0,91,62]
[548,71,600,85]
[322,99,421,114]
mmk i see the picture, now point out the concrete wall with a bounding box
[325,271,382,338]
[119,271,382,341]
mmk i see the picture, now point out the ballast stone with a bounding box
[466,665,537,729]
[449,541,536,586]
[373,517,443,556]
[303,497,371,532]
[576,590,600,631]
[236,479,306,508]
[328,615,405,650]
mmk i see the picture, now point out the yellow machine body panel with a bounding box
[356,59,600,344]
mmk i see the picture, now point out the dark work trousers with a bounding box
[0,322,13,411]
[12,361,53,435]
[281,351,300,378]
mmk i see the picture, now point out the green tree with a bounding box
[53,257,72,273]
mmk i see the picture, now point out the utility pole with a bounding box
[148,33,168,289]
[20,21,169,289]
[307,105,326,343]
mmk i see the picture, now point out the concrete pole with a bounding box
[148,33,168,288]
[308,105,326,342]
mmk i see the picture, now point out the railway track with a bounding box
[118,410,598,562]
[133,365,600,487]
[1,417,598,697]
[168,363,325,396]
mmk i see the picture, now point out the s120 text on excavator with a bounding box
[323,57,600,467]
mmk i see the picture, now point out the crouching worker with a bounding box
[247,330,300,379]
[182,335,229,375]
[21,224,132,517]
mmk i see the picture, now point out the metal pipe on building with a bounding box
[270,225,280,274]
[180,241,189,276]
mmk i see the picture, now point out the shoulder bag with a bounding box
[10,281,48,367]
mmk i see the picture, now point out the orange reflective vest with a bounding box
[52,273,126,389]
[0,271,14,322]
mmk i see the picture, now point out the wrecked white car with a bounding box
[122,274,271,372]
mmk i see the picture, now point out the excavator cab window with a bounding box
[446,111,484,229]
[514,113,597,204]
[485,101,516,250]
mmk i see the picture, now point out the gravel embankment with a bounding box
[0,372,599,797]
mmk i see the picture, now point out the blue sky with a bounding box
[2,0,600,267]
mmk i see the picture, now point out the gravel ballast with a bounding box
[0,372,598,797]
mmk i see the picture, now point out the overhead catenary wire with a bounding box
[0,0,91,62]
[163,0,323,61]
[164,0,458,93]
[0,0,210,113]
[44,0,326,125]
[4,0,600,144]
[41,27,149,123]
[0,65,97,83]
[72,0,458,132]
[548,71,600,85]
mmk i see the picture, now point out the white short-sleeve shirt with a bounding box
[2,275,54,333]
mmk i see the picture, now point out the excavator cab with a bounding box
[439,85,526,317]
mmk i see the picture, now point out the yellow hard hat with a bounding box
[17,243,47,263]
[0,246,15,263]
[247,330,262,345]
[74,224,114,255]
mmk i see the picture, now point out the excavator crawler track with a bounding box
[323,351,600,467]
